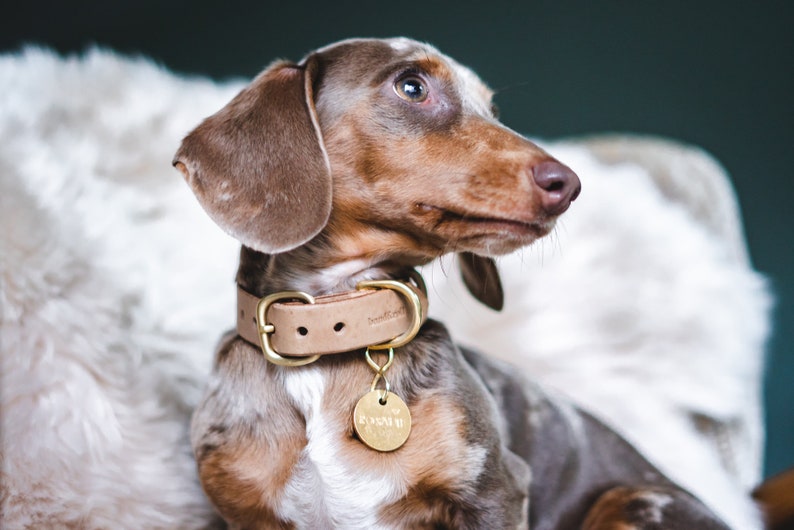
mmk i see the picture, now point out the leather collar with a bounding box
[237,274,428,366]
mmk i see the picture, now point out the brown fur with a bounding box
[193,337,306,529]
[582,486,732,530]
[175,59,331,254]
[178,38,727,529]
[753,467,794,530]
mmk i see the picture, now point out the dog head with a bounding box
[174,38,580,309]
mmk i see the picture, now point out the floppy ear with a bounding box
[173,57,331,253]
[458,252,504,311]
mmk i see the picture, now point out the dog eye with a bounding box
[394,76,428,102]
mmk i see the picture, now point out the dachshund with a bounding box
[175,37,729,529]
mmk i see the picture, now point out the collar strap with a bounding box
[237,275,429,367]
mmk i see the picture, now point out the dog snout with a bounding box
[531,161,581,216]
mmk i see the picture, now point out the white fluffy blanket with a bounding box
[0,48,771,528]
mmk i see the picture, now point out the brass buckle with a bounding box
[256,291,321,367]
[356,277,424,350]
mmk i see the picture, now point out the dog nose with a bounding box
[531,161,581,215]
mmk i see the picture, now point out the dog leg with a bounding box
[582,486,730,529]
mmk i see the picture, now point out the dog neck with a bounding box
[236,245,423,297]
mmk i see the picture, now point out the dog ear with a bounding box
[458,252,504,311]
[173,57,331,253]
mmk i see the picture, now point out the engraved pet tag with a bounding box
[353,390,412,452]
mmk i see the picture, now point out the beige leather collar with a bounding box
[237,275,428,366]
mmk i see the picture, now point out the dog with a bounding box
[175,38,730,529]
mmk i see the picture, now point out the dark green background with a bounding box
[2,1,790,479]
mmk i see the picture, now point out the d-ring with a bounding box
[356,279,423,350]
[256,291,321,366]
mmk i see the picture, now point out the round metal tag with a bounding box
[353,390,412,452]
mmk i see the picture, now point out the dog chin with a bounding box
[455,224,556,256]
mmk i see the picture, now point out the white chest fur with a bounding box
[276,369,405,529]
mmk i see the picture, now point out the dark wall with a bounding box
[2,0,791,478]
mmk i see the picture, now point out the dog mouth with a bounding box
[416,203,554,242]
